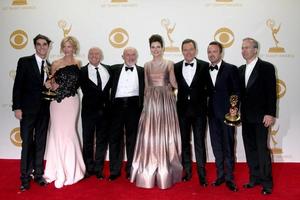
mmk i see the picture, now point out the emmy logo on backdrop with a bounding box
[270,126,282,154]
[58,20,72,38]
[161,19,180,52]
[267,19,285,53]
[111,0,128,2]
[224,95,241,126]
[42,64,56,101]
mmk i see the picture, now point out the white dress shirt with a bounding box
[209,60,222,86]
[115,64,139,98]
[182,58,197,86]
[245,57,258,86]
[88,63,110,90]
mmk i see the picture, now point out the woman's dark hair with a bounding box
[149,34,164,48]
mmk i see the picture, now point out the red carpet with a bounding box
[0,160,299,200]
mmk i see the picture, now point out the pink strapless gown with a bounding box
[44,95,85,188]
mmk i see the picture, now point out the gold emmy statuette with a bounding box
[266,19,285,53]
[270,126,283,154]
[42,64,56,101]
[161,19,180,52]
[224,95,241,126]
[58,20,72,38]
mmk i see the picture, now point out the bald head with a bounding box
[122,47,138,66]
[88,47,103,66]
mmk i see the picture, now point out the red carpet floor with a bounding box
[0,160,299,200]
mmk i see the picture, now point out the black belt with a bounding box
[114,96,139,105]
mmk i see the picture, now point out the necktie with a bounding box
[210,65,218,71]
[95,67,102,90]
[125,66,134,71]
[41,60,45,84]
[185,62,194,67]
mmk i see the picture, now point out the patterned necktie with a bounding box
[41,60,45,84]
[95,67,102,90]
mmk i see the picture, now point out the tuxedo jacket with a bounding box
[174,58,210,116]
[239,58,277,123]
[207,60,240,119]
[80,63,112,116]
[110,64,144,108]
[12,54,50,114]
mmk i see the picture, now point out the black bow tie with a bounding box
[125,66,134,71]
[210,65,218,71]
[185,62,194,67]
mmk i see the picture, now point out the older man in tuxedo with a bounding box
[174,39,210,187]
[80,47,111,179]
[108,47,144,181]
[12,34,52,191]
[239,38,277,195]
[206,41,240,192]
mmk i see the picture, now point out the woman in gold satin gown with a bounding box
[130,34,182,189]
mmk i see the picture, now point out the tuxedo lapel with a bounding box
[31,55,41,81]
[214,61,225,88]
[190,60,203,87]
[246,59,260,89]
[111,65,123,99]
[177,61,190,88]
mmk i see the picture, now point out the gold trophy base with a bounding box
[268,47,285,53]
[42,90,56,101]
[271,147,283,154]
[224,113,241,126]
[165,46,180,52]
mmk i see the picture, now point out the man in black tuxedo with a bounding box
[12,34,52,191]
[80,47,111,179]
[174,39,210,187]
[108,47,144,181]
[206,41,240,192]
[239,38,277,195]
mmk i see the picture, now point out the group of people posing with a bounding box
[12,33,277,195]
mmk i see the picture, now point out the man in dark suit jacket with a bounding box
[12,34,52,191]
[239,38,277,195]
[108,47,144,181]
[174,39,210,187]
[206,41,240,192]
[80,47,111,179]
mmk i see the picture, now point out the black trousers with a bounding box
[82,108,109,174]
[20,101,49,183]
[178,109,207,182]
[109,97,141,176]
[208,116,235,181]
[242,122,273,189]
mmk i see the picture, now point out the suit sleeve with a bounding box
[264,63,277,117]
[12,58,25,111]
[230,65,241,104]
[168,61,178,89]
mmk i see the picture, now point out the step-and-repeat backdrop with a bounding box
[1,0,299,162]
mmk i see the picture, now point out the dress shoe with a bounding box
[243,182,260,189]
[108,174,120,181]
[261,188,272,195]
[20,183,30,191]
[126,172,131,180]
[226,181,238,192]
[211,178,225,186]
[96,173,105,180]
[199,178,208,187]
[34,177,47,186]
[182,174,192,182]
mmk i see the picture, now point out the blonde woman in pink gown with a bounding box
[130,34,182,189]
[44,36,85,188]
